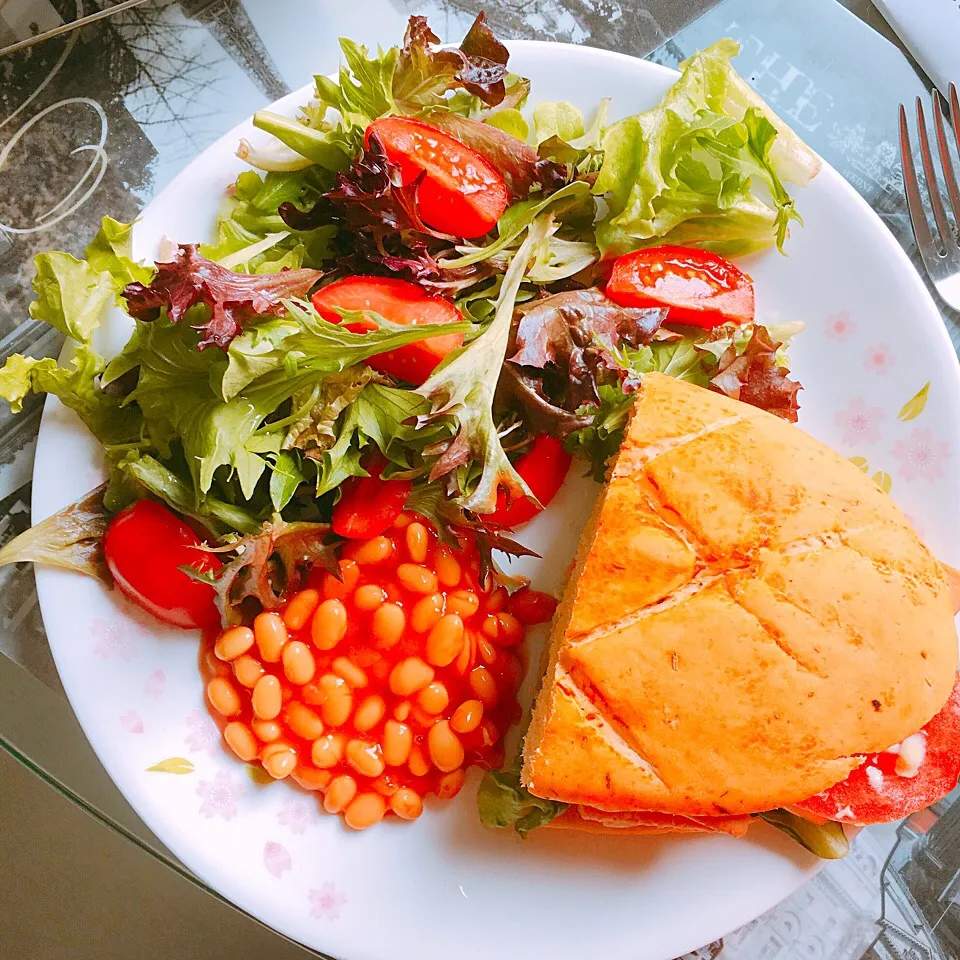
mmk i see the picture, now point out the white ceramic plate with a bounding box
[32,41,960,960]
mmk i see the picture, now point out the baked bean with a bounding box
[450,699,484,734]
[285,701,325,740]
[405,522,429,563]
[372,774,400,797]
[254,612,288,663]
[354,584,387,611]
[410,706,440,729]
[480,720,498,747]
[396,563,438,595]
[436,768,466,800]
[372,603,405,648]
[425,615,464,667]
[350,536,394,565]
[408,744,431,777]
[411,593,444,634]
[261,742,297,779]
[215,626,254,661]
[207,677,241,717]
[354,695,386,732]
[311,732,346,768]
[312,599,348,650]
[389,787,424,820]
[252,674,282,720]
[392,512,413,529]
[381,720,413,766]
[322,560,360,600]
[445,589,479,620]
[323,774,358,814]
[481,615,499,641]
[332,657,368,689]
[427,720,464,772]
[486,588,506,613]
[389,657,435,697]
[346,739,385,778]
[282,640,316,685]
[233,654,265,689]
[291,765,332,791]
[252,718,283,742]
[417,681,449,715]
[283,588,320,630]
[497,612,524,646]
[344,792,387,830]
[476,635,498,666]
[318,675,353,727]
[393,701,412,722]
[454,629,475,675]
[435,545,461,588]
[469,665,498,708]
[223,721,258,761]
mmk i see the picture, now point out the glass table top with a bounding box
[3,2,959,958]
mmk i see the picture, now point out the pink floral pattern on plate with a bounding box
[833,396,886,447]
[825,309,857,342]
[264,841,292,878]
[278,796,315,835]
[120,709,144,734]
[310,882,347,921]
[892,428,952,483]
[863,343,896,374]
[91,619,137,661]
[184,707,221,756]
[144,669,166,698]
[197,770,241,820]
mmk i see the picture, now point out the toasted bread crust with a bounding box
[523,374,957,817]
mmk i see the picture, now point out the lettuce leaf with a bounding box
[416,216,552,513]
[759,809,849,859]
[594,39,819,258]
[0,484,111,584]
[477,767,568,837]
[0,221,147,447]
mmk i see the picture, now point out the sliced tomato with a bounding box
[331,469,413,540]
[365,116,508,238]
[311,276,464,385]
[489,434,572,528]
[796,674,960,825]
[606,246,755,329]
[103,500,221,630]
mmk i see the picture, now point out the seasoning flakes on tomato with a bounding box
[200,515,555,830]
[606,245,755,329]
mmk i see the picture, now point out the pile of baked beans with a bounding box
[201,513,556,830]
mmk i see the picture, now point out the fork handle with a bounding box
[873,0,959,98]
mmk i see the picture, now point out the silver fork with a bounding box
[900,84,960,310]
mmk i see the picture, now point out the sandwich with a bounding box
[479,372,960,857]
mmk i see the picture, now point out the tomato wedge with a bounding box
[796,674,960,826]
[489,434,572,528]
[606,246,755,329]
[311,276,464,385]
[332,470,413,540]
[103,500,221,629]
[365,116,508,238]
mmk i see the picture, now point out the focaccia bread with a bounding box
[522,373,957,817]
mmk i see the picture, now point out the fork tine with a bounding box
[915,97,959,252]
[900,103,936,254]
[933,90,960,227]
